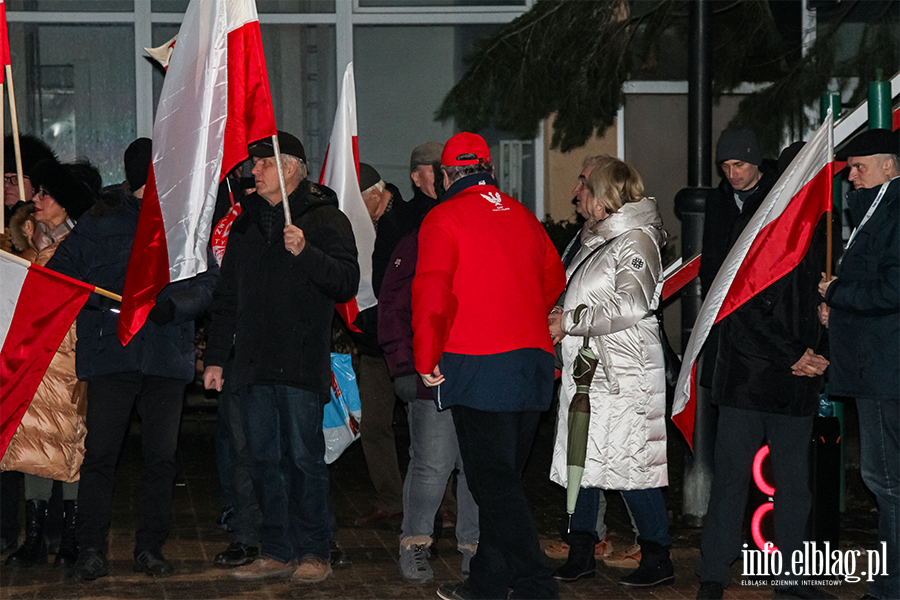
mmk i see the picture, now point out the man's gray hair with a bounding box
[281,154,307,181]
[442,161,493,186]
[881,153,900,177]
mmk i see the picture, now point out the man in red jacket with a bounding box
[412,132,565,600]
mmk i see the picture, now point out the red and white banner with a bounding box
[0,251,92,457]
[319,62,376,331]
[671,112,835,450]
[118,0,277,345]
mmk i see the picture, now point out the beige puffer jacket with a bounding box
[0,218,86,482]
[549,197,667,491]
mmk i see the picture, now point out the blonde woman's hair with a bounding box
[585,157,644,213]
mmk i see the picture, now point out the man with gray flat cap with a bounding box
[204,131,359,584]
[819,128,899,600]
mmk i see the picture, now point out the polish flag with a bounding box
[319,63,376,331]
[0,251,93,457]
[671,112,835,450]
[118,0,277,345]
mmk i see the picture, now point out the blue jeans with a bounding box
[239,384,331,563]
[401,398,478,548]
[620,488,671,547]
[856,398,899,600]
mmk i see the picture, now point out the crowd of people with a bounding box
[0,124,896,600]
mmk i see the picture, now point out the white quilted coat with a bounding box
[549,198,668,491]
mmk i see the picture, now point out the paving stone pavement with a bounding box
[0,389,879,600]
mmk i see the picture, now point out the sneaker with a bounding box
[437,581,480,600]
[291,555,333,583]
[697,581,724,600]
[232,556,297,580]
[603,543,641,569]
[214,542,259,568]
[399,543,433,582]
[69,548,108,581]
[544,534,612,560]
[133,549,174,577]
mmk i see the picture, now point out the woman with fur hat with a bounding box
[1,160,101,569]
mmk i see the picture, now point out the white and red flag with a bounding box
[319,63,376,332]
[671,112,835,450]
[118,0,277,345]
[0,251,93,457]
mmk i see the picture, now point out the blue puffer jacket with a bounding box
[825,178,899,400]
[46,189,218,383]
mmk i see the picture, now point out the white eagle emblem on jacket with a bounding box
[481,191,510,212]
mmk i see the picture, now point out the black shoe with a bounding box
[437,581,481,600]
[133,549,174,577]
[552,531,596,582]
[5,499,48,568]
[54,500,78,569]
[214,542,259,568]
[774,585,838,600]
[69,548,108,581]
[618,538,674,587]
[697,581,725,600]
[330,541,352,568]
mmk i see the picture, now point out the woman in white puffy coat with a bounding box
[548,157,673,588]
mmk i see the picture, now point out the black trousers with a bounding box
[76,372,185,556]
[698,406,814,586]
[451,405,558,600]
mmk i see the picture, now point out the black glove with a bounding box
[147,299,176,325]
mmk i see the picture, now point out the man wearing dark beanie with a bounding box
[47,138,218,581]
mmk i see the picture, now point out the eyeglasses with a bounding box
[4,174,28,187]
[32,187,48,199]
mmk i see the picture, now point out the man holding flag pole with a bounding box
[673,115,838,600]
[203,131,359,583]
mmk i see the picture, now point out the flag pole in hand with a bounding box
[272,134,291,226]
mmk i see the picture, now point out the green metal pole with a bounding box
[869,78,891,130]
[820,91,846,512]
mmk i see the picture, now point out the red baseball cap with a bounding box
[441,132,491,166]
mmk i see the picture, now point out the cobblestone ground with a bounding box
[0,388,879,600]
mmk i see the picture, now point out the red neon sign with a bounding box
[751,444,777,552]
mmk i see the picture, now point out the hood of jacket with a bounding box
[582,196,666,250]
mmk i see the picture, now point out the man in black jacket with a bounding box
[696,131,833,600]
[820,128,899,600]
[49,138,219,581]
[203,131,359,584]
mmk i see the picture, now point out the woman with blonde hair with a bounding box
[548,157,673,588]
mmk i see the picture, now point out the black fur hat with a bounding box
[4,134,57,177]
[30,159,102,220]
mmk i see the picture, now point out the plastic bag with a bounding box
[323,353,361,464]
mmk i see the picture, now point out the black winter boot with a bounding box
[5,499,48,567]
[53,501,78,568]
[618,538,674,587]
[552,531,596,582]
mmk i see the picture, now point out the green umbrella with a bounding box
[566,305,599,523]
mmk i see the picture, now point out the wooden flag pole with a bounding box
[6,64,26,208]
[0,249,122,302]
[271,134,292,226]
